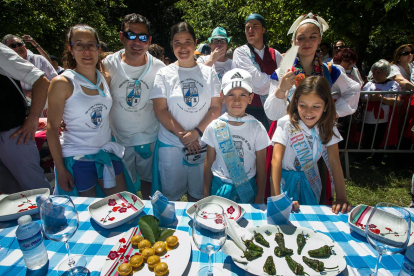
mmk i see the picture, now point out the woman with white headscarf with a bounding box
[263,13,360,201]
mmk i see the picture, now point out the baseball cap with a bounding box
[221,68,253,95]
[194,43,211,55]
[208,27,231,43]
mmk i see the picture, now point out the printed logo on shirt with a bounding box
[182,82,199,107]
[234,141,244,165]
[126,81,141,107]
[91,106,103,126]
[85,103,108,129]
[216,67,225,80]
[117,79,150,112]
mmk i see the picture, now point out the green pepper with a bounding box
[285,255,308,275]
[263,256,276,275]
[242,249,263,261]
[302,256,338,272]
[254,231,270,247]
[297,232,306,255]
[274,227,285,248]
[302,256,324,272]
[274,246,293,257]
[308,245,334,258]
[243,238,264,253]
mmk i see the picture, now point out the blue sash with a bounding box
[213,118,255,203]
[286,121,334,202]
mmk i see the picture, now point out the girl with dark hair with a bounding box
[150,22,222,201]
[333,48,364,87]
[263,13,360,202]
[47,24,128,197]
[271,76,350,214]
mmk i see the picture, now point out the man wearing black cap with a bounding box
[232,13,283,130]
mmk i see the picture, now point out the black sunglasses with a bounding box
[123,31,149,42]
[8,42,24,49]
[401,50,414,56]
[334,46,345,50]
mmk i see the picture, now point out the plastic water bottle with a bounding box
[399,245,414,276]
[16,215,48,270]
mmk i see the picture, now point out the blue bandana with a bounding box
[245,13,265,27]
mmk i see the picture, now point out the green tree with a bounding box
[0,0,126,61]
[176,0,413,71]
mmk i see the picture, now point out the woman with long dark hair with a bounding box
[47,25,127,197]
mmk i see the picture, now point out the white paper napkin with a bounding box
[222,219,253,264]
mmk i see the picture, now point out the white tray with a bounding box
[88,192,144,229]
[100,228,191,276]
[0,188,50,222]
[348,204,414,246]
[233,225,347,276]
[186,195,246,222]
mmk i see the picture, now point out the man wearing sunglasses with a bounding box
[324,40,345,63]
[103,14,165,199]
[0,43,51,193]
[2,35,57,101]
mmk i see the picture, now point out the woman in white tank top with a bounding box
[46,25,127,197]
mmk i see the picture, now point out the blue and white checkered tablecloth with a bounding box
[0,197,405,276]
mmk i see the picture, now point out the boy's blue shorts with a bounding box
[72,160,123,192]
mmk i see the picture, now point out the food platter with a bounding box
[100,228,191,276]
[232,225,347,276]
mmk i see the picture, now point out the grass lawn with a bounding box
[148,153,413,208]
[343,152,413,207]
[45,138,411,208]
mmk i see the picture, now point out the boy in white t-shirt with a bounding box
[202,69,270,204]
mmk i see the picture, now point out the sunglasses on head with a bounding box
[8,42,24,49]
[401,50,414,56]
[123,31,149,42]
[334,46,344,50]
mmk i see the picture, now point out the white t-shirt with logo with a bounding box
[362,80,400,124]
[103,50,165,146]
[59,70,112,157]
[196,56,233,81]
[149,63,221,147]
[202,114,271,182]
[272,115,342,171]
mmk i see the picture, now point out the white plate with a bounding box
[186,195,246,222]
[88,192,144,229]
[0,188,50,222]
[348,204,414,246]
[100,228,191,276]
[233,225,347,276]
